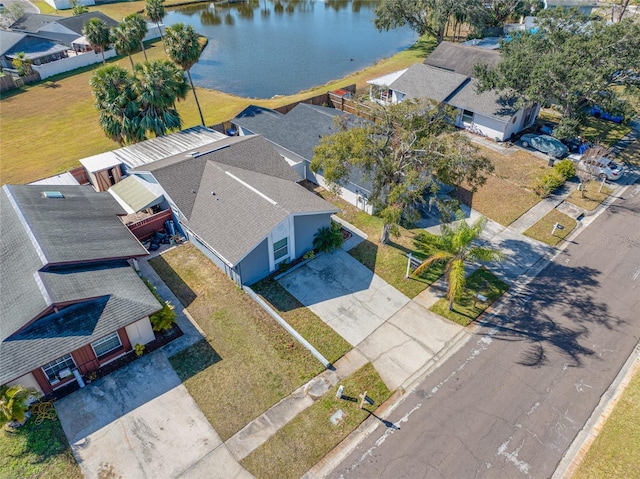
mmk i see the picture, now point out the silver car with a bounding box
[520,133,569,158]
[576,156,624,181]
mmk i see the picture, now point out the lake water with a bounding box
[165,0,416,98]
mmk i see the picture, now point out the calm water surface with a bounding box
[165,0,416,98]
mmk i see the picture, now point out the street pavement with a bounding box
[324,182,640,479]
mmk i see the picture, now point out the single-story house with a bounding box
[367,42,540,141]
[0,184,161,395]
[129,134,339,285]
[232,103,375,214]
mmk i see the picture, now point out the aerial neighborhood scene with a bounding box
[1,0,640,477]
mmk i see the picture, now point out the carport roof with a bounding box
[108,175,164,214]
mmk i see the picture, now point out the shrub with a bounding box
[277,260,290,272]
[134,343,145,357]
[142,277,177,331]
[533,169,565,197]
[554,159,576,180]
[312,222,343,253]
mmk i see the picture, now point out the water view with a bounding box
[165,0,416,98]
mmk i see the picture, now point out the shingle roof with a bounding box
[388,63,469,103]
[145,135,337,265]
[447,78,518,121]
[9,12,118,35]
[424,41,502,77]
[9,13,60,33]
[0,262,160,385]
[57,12,119,34]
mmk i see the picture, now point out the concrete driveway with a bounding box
[279,249,462,390]
[56,351,251,479]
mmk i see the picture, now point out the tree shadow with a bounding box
[479,262,624,367]
[169,339,222,382]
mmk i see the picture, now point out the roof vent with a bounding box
[42,191,64,199]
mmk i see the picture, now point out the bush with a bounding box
[534,169,565,197]
[554,159,576,179]
[312,222,343,253]
[142,277,177,331]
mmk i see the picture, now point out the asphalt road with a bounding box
[329,183,640,479]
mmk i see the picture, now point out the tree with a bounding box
[110,23,138,70]
[134,60,188,137]
[71,0,89,15]
[11,52,33,77]
[91,64,142,145]
[0,384,39,427]
[474,8,640,137]
[124,13,149,62]
[414,212,504,310]
[83,18,111,65]
[145,0,166,49]
[312,223,344,253]
[165,23,206,126]
[311,98,493,244]
[373,0,456,44]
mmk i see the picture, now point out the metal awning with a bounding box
[108,175,164,214]
[366,69,407,87]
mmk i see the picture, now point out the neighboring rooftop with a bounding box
[424,41,502,77]
[9,11,118,34]
[387,63,469,102]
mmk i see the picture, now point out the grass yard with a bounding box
[430,268,509,327]
[0,29,435,185]
[150,243,332,440]
[241,362,391,479]
[452,175,541,226]
[251,277,351,364]
[573,366,640,479]
[524,209,577,246]
[308,186,443,299]
[479,145,549,189]
[566,181,613,211]
[537,108,631,148]
[0,415,81,479]
[616,139,640,167]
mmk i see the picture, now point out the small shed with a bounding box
[80,152,123,191]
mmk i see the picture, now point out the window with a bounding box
[42,354,76,384]
[92,331,123,359]
[462,110,474,124]
[273,237,288,262]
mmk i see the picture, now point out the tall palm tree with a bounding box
[0,384,39,427]
[164,23,206,126]
[91,64,142,145]
[110,23,138,70]
[414,211,504,311]
[134,60,188,137]
[145,0,166,49]
[83,18,111,65]
[124,13,149,62]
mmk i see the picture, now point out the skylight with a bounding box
[42,191,65,199]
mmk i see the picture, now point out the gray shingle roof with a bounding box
[145,135,337,265]
[9,13,60,33]
[57,12,119,34]
[9,12,118,35]
[388,63,469,102]
[447,78,518,121]
[424,41,502,77]
[0,262,160,385]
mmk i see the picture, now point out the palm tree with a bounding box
[164,23,206,126]
[83,18,111,65]
[134,60,188,137]
[313,223,343,253]
[414,211,504,311]
[110,23,138,70]
[145,0,166,49]
[11,52,33,77]
[0,384,39,427]
[91,64,142,145]
[124,13,149,62]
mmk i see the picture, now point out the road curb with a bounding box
[552,342,640,479]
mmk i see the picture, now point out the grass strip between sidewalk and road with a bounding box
[573,367,640,479]
[524,209,577,246]
[150,243,333,441]
[565,181,613,211]
[0,415,81,479]
[429,268,509,327]
[241,362,391,479]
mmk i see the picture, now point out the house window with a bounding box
[42,354,77,384]
[92,331,123,359]
[462,110,474,124]
[273,237,288,262]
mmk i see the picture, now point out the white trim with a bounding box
[90,331,123,359]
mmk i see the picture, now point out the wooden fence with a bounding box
[0,72,41,94]
[126,209,174,241]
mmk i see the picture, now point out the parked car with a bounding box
[520,133,569,158]
[539,123,555,135]
[574,156,625,181]
[590,105,624,124]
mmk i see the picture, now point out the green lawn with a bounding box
[241,362,392,479]
[150,243,334,440]
[0,415,81,479]
[429,268,509,326]
[573,367,640,479]
[524,209,577,246]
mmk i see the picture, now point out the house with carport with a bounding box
[0,184,160,396]
[232,103,374,214]
[367,42,540,141]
